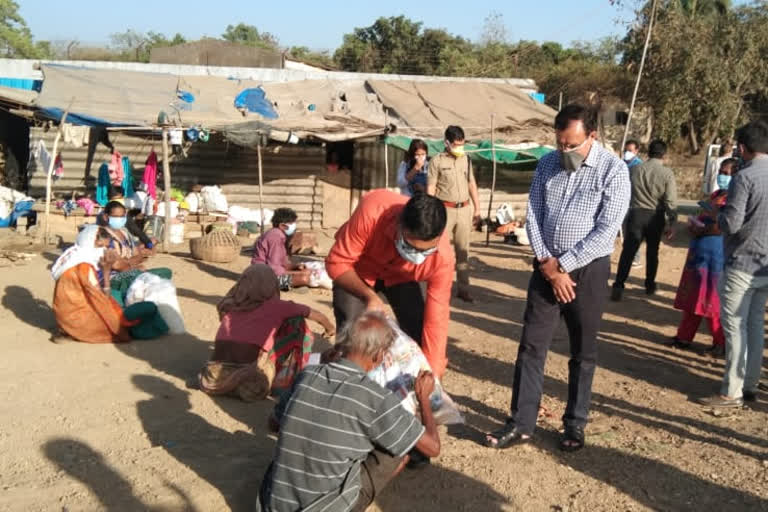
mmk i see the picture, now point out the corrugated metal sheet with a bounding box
[27,128,325,228]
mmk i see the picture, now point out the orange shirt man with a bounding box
[326,190,455,377]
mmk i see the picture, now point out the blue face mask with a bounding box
[284,223,297,236]
[394,233,437,265]
[108,216,127,230]
[717,174,732,190]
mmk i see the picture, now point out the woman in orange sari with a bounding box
[51,225,130,343]
[51,225,168,343]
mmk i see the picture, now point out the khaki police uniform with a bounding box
[428,151,475,293]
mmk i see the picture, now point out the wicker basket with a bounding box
[190,230,241,263]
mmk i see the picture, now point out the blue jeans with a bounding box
[719,269,768,398]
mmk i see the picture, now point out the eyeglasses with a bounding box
[399,233,438,256]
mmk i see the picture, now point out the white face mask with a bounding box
[284,223,297,236]
[623,151,636,161]
[394,233,437,265]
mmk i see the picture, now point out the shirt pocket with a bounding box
[571,185,603,212]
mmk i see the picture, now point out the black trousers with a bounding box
[510,256,610,434]
[613,208,666,290]
[332,280,425,344]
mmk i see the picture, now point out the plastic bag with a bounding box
[125,273,185,334]
[201,186,228,213]
[496,203,516,226]
[184,192,200,213]
[304,261,333,290]
[367,322,463,425]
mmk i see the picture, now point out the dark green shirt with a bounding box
[629,158,678,225]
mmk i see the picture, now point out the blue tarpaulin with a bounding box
[234,88,278,119]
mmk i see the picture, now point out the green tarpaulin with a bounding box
[385,135,553,166]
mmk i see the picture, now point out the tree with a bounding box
[623,1,768,152]
[222,23,278,50]
[288,46,335,69]
[0,0,51,58]
[335,16,425,74]
[110,29,147,61]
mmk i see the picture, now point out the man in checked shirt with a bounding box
[485,104,630,452]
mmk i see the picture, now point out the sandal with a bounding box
[663,337,694,350]
[485,422,531,449]
[559,425,585,452]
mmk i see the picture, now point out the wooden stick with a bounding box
[257,142,265,235]
[486,114,497,247]
[621,0,658,153]
[161,127,172,253]
[43,101,73,245]
[384,109,389,189]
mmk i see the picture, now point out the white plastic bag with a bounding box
[155,200,179,219]
[201,186,228,213]
[125,273,186,334]
[304,261,332,290]
[184,192,200,213]
[496,203,516,225]
[513,227,530,246]
[367,322,463,425]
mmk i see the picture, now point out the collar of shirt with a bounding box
[332,359,365,374]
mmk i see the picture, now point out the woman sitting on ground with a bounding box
[199,264,335,401]
[97,200,171,303]
[251,207,312,291]
[51,225,167,343]
[668,159,738,357]
[396,138,429,197]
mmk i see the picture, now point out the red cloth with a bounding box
[108,151,123,186]
[142,150,158,199]
[215,297,310,352]
[251,227,288,276]
[325,189,455,377]
[676,310,725,347]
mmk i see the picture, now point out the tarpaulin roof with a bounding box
[368,80,556,144]
[0,85,37,107]
[385,135,553,167]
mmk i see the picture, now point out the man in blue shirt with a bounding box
[485,105,630,452]
[623,139,644,169]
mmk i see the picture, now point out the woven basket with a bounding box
[190,230,241,263]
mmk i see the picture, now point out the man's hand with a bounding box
[472,210,481,226]
[550,272,577,304]
[101,249,120,269]
[414,370,435,401]
[365,294,386,314]
[321,317,336,338]
[538,257,559,282]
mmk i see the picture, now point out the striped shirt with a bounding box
[526,141,631,272]
[261,360,425,512]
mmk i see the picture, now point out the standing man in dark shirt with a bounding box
[611,140,678,301]
[699,120,768,407]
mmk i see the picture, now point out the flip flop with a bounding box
[485,423,531,449]
[560,425,585,452]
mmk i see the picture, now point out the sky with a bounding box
[19,0,641,51]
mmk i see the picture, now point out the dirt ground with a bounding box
[0,228,766,512]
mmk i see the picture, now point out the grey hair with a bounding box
[335,311,396,360]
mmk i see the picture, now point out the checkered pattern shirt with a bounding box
[526,141,631,272]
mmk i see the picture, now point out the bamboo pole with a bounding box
[257,142,265,235]
[621,0,658,152]
[42,102,72,245]
[485,114,497,247]
[161,128,172,253]
[384,109,389,189]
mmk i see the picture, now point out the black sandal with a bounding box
[560,426,585,452]
[485,422,532,449]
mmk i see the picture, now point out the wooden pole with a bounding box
[621,0,658,153]
[43,102,72,244]
[558,91,563,111]
[383,109,389,189]
[161,128,172,253]
[257,142,265,235]
[485,114,497,247]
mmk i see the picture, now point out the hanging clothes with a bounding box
[96,163,110,206]
[121,156,135,198]
[52,154,64,181]
[108,151,123,186]
[30,139,51,177]
[142,150,158,200]
[62,124,90,148]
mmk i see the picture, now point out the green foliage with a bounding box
[222,23,278,50]
[623,0,768,151]
[0,0,50,58]
[288,46,335,69]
